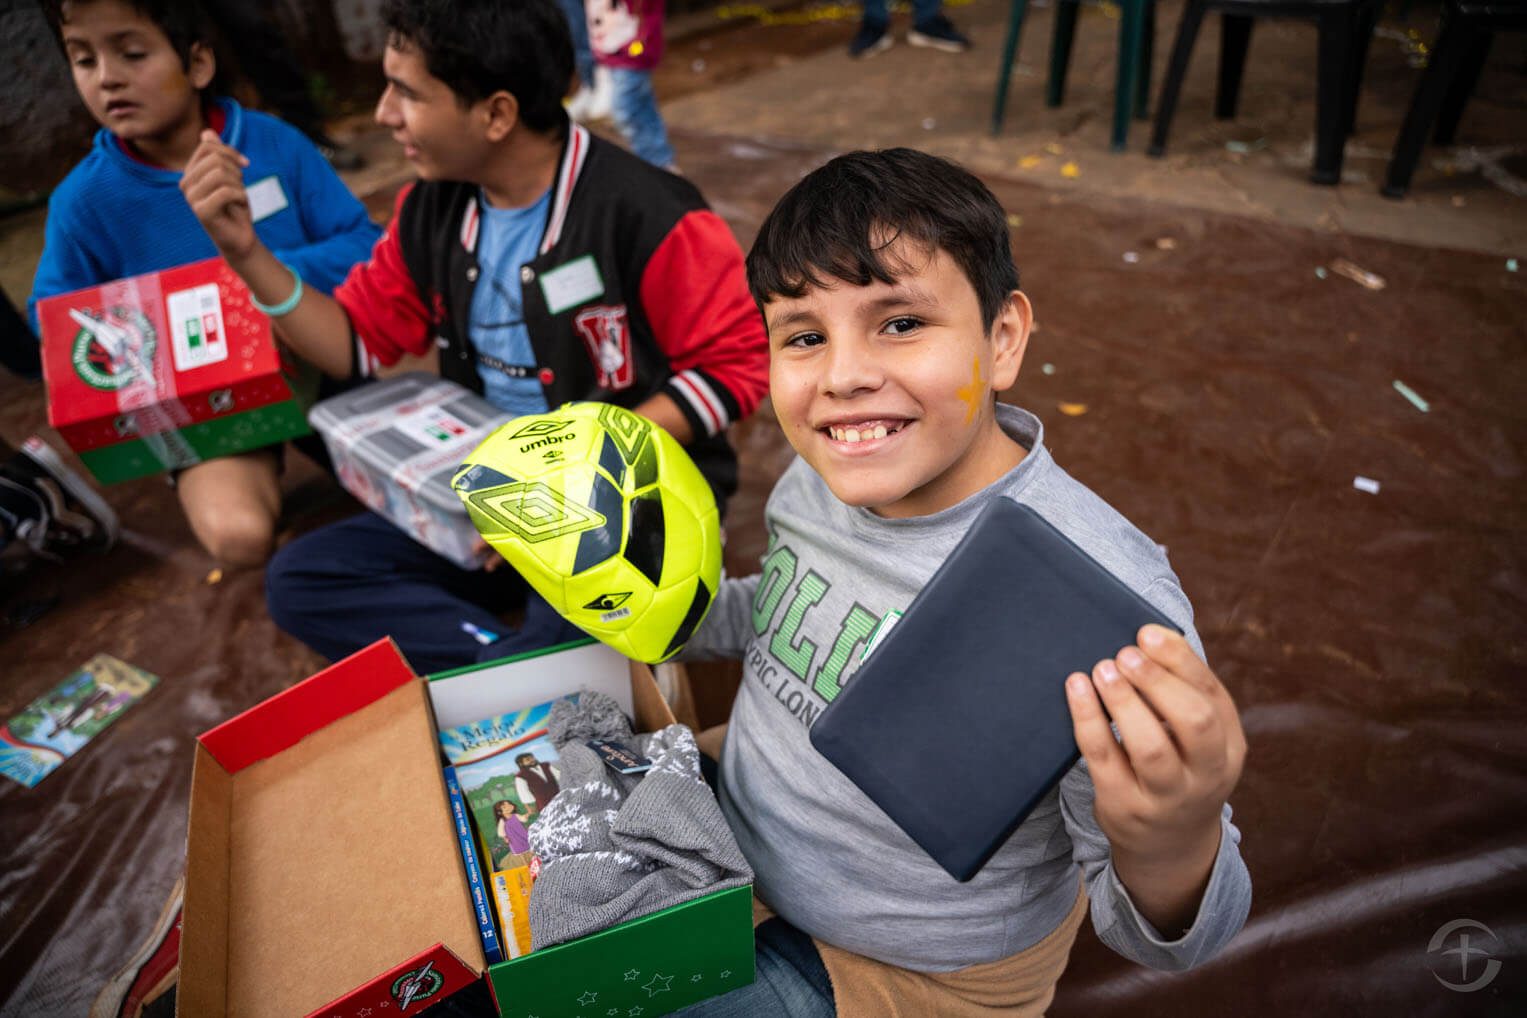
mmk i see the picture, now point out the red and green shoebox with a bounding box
[36,257,313,484]
[178,638,755,1018]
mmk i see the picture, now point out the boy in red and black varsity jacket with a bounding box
[183,0,767,672]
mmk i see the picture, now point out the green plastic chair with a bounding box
[992,0,1158,151]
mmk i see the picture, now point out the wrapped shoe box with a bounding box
[309,373,513,569]
[37,257,313,484]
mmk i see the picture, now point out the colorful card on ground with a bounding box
[1,654,160,787]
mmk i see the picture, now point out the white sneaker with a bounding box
[587,65,614,121]
[565,84,596,122]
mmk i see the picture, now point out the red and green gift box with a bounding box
[37,257,313,484]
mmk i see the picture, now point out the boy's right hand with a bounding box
[181,130,256,262]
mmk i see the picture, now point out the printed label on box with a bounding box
[167,284,229,372]
[396,404,476,452]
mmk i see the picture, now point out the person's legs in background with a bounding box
[175,450,283,569]
[907,0,971,53]
[558,0,603,119]
[608,66,676,169]
[849,0,894,57]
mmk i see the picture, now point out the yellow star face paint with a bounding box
[958,356,986,424]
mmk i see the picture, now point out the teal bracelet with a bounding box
[250,263,304,317]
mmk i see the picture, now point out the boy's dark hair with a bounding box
[746,149,1021,332]
[44,0,227,93]
[381,0,572,136]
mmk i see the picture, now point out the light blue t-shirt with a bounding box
[469,189,552,417]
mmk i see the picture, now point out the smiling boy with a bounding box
[675,149,1251,1015]
[31,0,380,567]
[182,0,766,673]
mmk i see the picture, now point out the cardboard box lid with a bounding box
[180,640,485,1018]
[37,257,280,432]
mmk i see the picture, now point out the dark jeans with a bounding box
[265,510,585,674]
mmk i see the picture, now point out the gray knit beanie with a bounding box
[528,693,752,949]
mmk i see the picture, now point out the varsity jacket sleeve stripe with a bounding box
[333,183,433,370]
[640,209,769,439]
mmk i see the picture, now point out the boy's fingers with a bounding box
[1113,645,1226,769]
[1089,658,1184,795]
[1065,672,1130,787]
[1138,625,1219,696]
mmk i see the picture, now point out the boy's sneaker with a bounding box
[1,437,118,557]
[587,66,615,121]
[908,15,971,53]
[848,20,894,58]
[565,83,597,122]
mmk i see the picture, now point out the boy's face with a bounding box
[765,241,1030,519]
[376,40,493,183]
[59,0,211,143]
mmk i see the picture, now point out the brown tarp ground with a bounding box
[2,132,1523,1016]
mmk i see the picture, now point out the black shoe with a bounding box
[908,14,971,53]
[849,19,894,58]
[0,437,117,557]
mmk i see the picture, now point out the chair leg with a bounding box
[1216,14,1254,119]
[1383,11,1470,196]
[1346,0,1379,136]
[1312,7,1354,183]
[1047,0,1081,107]
[1148,0,1206,157]
[1135,0,1157,119]
[1435,29,1492,144]
[992,0,1032,134]
[1113,0,1146,149]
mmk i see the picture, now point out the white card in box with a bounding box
[309,373,513,569]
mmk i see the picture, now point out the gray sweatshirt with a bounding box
[682,404,1251,972]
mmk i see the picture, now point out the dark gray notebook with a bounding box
[808,497,1182,882]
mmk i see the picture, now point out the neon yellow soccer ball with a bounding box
[452,402,721,663]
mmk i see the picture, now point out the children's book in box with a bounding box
[179,638,754,1017]
[36,256,314,483]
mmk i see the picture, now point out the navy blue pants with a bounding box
[265,511,585,674]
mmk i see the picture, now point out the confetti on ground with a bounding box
[1315,266,1328,279]
[921,117,937,130]
[1155,237,1177,250]
[1044,142,1064,156]
[691,59,707,73]
[1330,258,1386,290]
[205,568,223,585]
[1005,213,1023,228]
[1122,251,1140,264]
[1058,402,1088,416]
[1392,380,1430,413]
[1018,154,1043,169]
[1353,476,1381,495]
[1225,138,1267,154]
[1060,162,1080,178]
[1508,259,1519,272]
[1041,363,1056,375]
[1451,195,1466,207]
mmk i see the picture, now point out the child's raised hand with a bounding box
[180,129,256,261]
[1065,624,1246,930]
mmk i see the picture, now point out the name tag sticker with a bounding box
[245,176,289,223]
[860,610,903,663]
[539,255,604,315]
